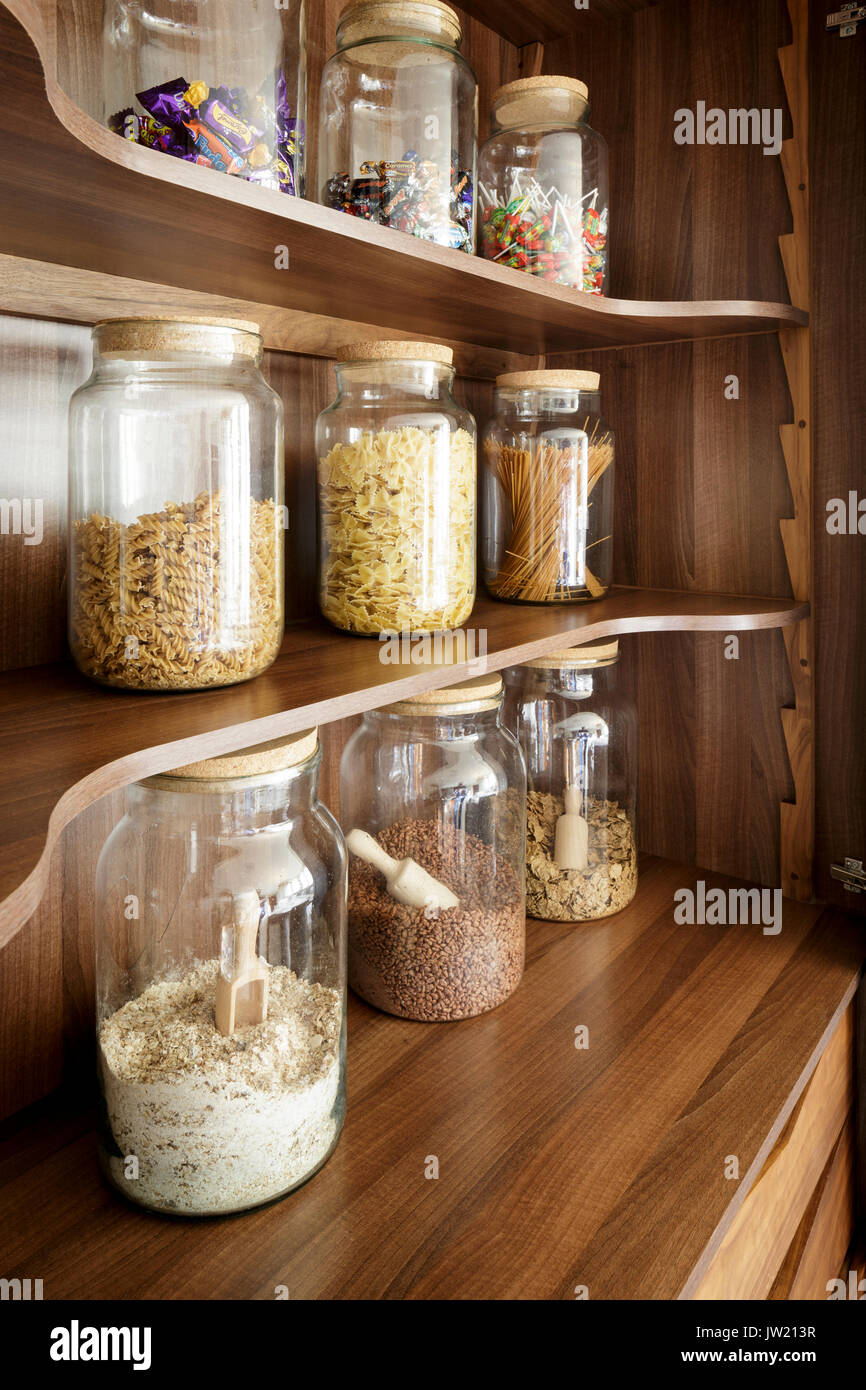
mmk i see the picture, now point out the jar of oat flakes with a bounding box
[316,340,476,635]
[340,674,526,1020]
[503,640,637,921]
[95,730,346,1216]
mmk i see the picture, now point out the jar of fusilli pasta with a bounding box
[316,340,476,635]
[68,317,285,690]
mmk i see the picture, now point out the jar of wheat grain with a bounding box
[68,317,285,690]
[481,369,614,604]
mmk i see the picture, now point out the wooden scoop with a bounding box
[215,889,268,1036]
[346,828,459,911]
[554,784,590,871]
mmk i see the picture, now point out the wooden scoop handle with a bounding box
[346,828,397,878]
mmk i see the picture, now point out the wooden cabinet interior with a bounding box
[0,0,863,1295]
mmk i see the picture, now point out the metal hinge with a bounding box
[827,4,866,36]
[830,857,866,892]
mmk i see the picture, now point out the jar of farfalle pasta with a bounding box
[316,341,476,635]
[68,317,285,690]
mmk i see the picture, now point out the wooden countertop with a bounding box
[1,856,861,1300]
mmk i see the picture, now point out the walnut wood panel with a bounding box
[0,589,808,952]
[460,0,657,49]
[0,863,860,1300]
[810,0,866,911]
[692,1001,853,1299]
[768,1114,855,1301]
[0,3,805,359]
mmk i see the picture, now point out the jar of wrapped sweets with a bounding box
[68,317,285,690]
[503,641,637,922]
[341,675,526,1020]
[316,340,476,635]
[102,0,306,195]
[94,730,347,1215]
[481,369,614,604]
[319,0,477,252]
[478,76,609,293]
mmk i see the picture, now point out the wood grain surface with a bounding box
[0,589,808,950]
[0,860,860,1300]
[0,3,806,357]
[768,1115,855,1300]
[459,0,657,48]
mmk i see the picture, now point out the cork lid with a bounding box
[159,729,319,780]
[523,640,619,670]
[338,0,462,48]
[94,317,262,359]
[491,76,589,130]
[496,370,600,392]
[388,673,503,714]
[337,340,454,365]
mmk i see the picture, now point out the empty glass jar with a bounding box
[95,730,347,1216]
[319,0,477,251]
[341,675,526,1020]
[482,369,614,604]
[316,340,476,635]
[102,0,306,195]
[503,641,637,922]
[478,76,609,293]
[68,317,285,690]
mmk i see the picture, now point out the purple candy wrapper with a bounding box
[136,76,193,130]
[199,94,259,156]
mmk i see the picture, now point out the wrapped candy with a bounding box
[323,148,474,253]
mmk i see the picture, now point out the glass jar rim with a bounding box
[337,0,462,50]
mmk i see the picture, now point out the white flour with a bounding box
[99,960,343,1215]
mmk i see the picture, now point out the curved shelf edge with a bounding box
[0,0,807,356]
[0,590,808,949]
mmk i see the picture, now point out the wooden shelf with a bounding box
[0,856,861,1299]
[0,588,808,948]
[0,1,807,374]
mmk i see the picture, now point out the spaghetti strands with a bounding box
[70,490,283,690]
[483,420,614,602]
[318,424,476,635]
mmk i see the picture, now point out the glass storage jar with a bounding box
[102,0,306,195]
[316,340,476,635]
[503,641,637,922]
[478,76,609,293]
[68,316,284,690]
[319,0,477,252]
[340,675,526,1020]
[95,729,347,1216]
[482,369,614,604]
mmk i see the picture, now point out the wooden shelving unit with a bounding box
[0,0,862,1304]
[0,589,807,947]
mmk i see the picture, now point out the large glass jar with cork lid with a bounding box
[94,729,346,1216]
[340,675,526,1020]
[481,369,614,604]
[101,0,306,196]
[68,316,285,691]
[478,76,609,292]
[318,0,477,252]
[316,340,476,635]
[503,641,637,922]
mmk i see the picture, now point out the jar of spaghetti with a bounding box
[102,0,306,195]
[68,317,284,690]
[316,340,476,635]
[503,641,637,922]
[481,369,614,604]
[318,0,477,252]
[478,76,608,293]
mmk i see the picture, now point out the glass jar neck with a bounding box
[337,3,462,52]
[132,753,320,825]
[365,703,502,736]
[90,348,264,375]
[497,387,602,419]
[539,662,617,698]
[334,360,456,404]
